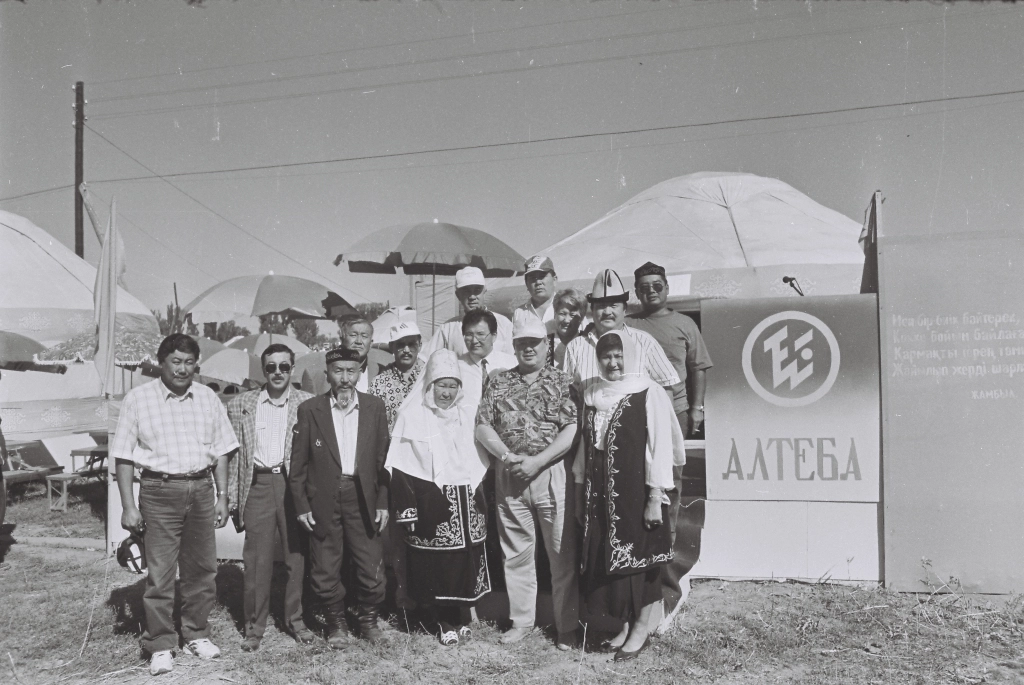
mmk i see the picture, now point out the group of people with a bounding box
[110,256,712,676]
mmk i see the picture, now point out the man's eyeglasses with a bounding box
[463,332,494,342]
[264,362,293,374]
[637,282,665,294]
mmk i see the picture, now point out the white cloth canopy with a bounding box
[487,172,865,312]
[0,210,156,345]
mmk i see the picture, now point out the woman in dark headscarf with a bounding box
[386,349,491,646]
[574,330,685,661]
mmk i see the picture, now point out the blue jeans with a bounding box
[138,476,218,654]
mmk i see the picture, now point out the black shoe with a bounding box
[613,636,651,662]
[240,635,261,652]
[323,603,350,650]
[358,605,384,644]
[290,625,316,645]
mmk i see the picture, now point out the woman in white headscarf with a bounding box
[386,349,491,646]
[573,330,685,661]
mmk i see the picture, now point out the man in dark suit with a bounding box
[289,346,391,649]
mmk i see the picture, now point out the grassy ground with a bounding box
[2,541,1023,685]
[3,479,106,540]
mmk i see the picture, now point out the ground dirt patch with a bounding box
[2,544,1023,684]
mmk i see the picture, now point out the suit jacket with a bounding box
[226,386,313,527]
[288,391,390,539]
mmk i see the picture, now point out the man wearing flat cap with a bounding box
[290,346,391,648]
[627,261,713,628]
[420,266,515,360]
[476,311,580,650]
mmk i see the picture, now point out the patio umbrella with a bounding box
[369,306,417,345]
[195,337,226,361]
[334,221,525,329]
[198,348,263,386]
[183,274,359,324]
[0,331,46,362]
[226,333,311,360]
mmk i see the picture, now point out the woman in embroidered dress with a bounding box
[386,349,491,646]
[574,330,685,661]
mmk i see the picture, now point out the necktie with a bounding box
[480,358,489,395]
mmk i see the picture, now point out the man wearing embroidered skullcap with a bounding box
[290,346,391,649]
[627,261,713,631]
[420,266,514,360]
[476,310,580,650]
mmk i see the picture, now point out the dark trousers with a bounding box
[243,471,306,637]
[138,477,217,654]
[661,464,686,613]
[309,478,385,608]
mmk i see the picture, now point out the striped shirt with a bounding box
[253,388,289,468]
[562,325,681,395]
[110,378,239,474]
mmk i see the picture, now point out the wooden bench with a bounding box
[3,465,64,486]
[47,446,109,511]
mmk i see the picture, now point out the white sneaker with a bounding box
[185,638,221,659]
[149,650,173,676]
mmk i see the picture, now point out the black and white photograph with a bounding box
[1,1,1023,682]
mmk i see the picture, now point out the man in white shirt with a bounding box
[420,266,514,359]
[562,269,685,411]
[515,255,559,336]
[226,343,314,652]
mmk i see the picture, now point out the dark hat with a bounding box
[325,347,362,365]
[117,533,147,574]
[634,261,667,280]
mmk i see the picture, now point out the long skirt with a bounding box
[580,448,663,623]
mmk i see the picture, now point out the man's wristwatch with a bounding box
[691,405,705,412]
[500,450,512,463]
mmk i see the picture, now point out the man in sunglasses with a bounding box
[626,261,713,632]
[226,343,315,652]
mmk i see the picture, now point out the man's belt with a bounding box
[253,465,283,475]
[140,467,213,481]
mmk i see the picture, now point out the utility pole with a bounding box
[74,81,85,258]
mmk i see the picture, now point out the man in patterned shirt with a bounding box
[476,312,580,650]
[111,334,239,676]
[368,321,424,435]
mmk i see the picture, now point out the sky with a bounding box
[1,0,1022,313]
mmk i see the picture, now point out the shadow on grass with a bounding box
[67,479,108,520]
[0,522,15,563]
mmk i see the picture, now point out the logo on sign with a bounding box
[741,311,840,407]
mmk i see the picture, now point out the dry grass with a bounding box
[2,541,1023,685]
[4,479,106,540]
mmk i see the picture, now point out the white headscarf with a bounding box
[385,349,489,489]
[584,330,655,411]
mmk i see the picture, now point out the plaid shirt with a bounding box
[110,378,238,474]
[476,365,577,457]
[368,360,424,435]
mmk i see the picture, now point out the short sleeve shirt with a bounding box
[109,378,239,474]
[627,310,713,388]
[368,360,424,435]
[562,325,681,395]
[476,365,577,456]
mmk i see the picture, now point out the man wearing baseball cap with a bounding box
[476,311,580,650]
[420,266,514,360]
[369,321,426,435]
[516,255,558,335]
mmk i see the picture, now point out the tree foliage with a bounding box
[203,321,252,342]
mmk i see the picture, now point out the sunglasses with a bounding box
[637,282,665,294]
[264,362,293,374]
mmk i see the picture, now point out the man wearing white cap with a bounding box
[516,255,559,336]
[563,269,685,409]
[476,311,580,650]
[369,321,425,435]
[420,266,514,360]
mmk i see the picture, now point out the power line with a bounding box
[83,124,371,303]
[90,8,1018,122]
[83,86,1024,183]
[89,4,689,88]
[0,184,75,203]
[91,10,810,105]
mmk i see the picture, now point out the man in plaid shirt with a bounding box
[111,334,238,676]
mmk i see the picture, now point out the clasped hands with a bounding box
[503,453,544,484]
